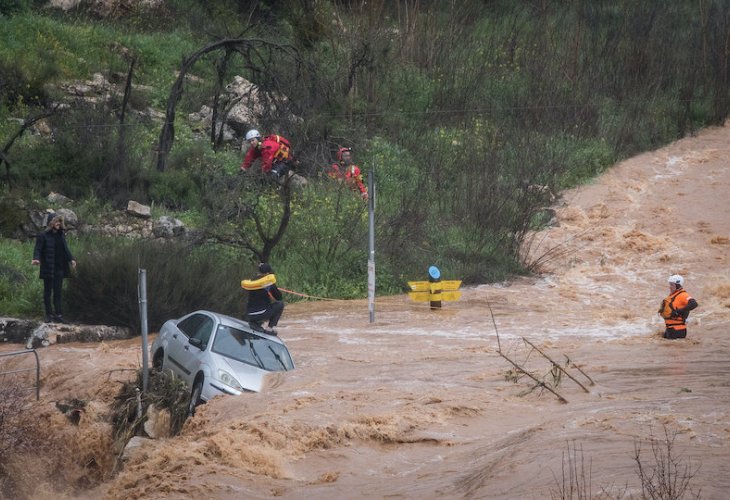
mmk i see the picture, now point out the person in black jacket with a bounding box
[31,214,76,323]
[243,263,284,335]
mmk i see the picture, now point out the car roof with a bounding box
[189,310,287,345]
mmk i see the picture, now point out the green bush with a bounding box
[0,58,51,108]
[0,238,41,318]
[65,237,247,333]
[0,0,33,16]
[148,170,201,211]
[273,182,372,299]
[551,134,616,189]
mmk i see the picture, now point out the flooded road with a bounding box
[3,124,730,499]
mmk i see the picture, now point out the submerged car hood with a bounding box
[216,354,271,393]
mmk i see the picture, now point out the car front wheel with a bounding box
[188,377,204,417]
[152,349,164,371]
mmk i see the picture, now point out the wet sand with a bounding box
[2,123,729,499]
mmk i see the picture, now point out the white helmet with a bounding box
[245,129,261,141]
[668,274,684,287]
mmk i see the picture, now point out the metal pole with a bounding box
[368,166,376,323]
[138,268,149,393]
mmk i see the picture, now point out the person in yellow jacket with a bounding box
[658,274,698,339]
[241,263,284,335]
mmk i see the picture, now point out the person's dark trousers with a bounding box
[43,271,65,318]
[247,301,284,327]
[664,328,687,339]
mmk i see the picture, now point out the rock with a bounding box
[189,105,236,143]
[55,324,134,344]
[152,216,185,238]
[48,0,82,10]
[142,107,166,121]
[27,209,55,232]
[26,323,53,349]
[24,208,78,235]
[55,208,78,229]
[33,119,54,138]
[189,104,213,123]
[47,191,74,205]
[0,318,133,346]
[126,200,151,219]
[0,317,41,344]
[223,76,288,135]
[283,172,308,189]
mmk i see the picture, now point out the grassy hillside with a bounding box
[1,0,728,324]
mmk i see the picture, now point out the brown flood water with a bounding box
[3,124,730,499]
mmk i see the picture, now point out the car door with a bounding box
[165,312,207,383]
[176,313,216,385]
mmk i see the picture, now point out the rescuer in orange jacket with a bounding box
[658,274,698,339]
[240,129,294,181]
[329,147,368,201]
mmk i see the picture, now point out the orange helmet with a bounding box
[336,147,352,161]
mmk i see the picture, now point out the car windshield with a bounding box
[212,325,294,371]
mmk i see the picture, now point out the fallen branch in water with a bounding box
[497,350,568,404]
[522,337,591,393]
[488,298,568,404]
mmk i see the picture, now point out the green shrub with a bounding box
[0,238,41,318]
[0,58,51,108]
[551,134,616,189]
[0,194,28,238]
[148,170,201,211]
[65,237,247,333]
[0,0,32,16]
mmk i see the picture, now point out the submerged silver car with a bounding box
[150,310,294,415]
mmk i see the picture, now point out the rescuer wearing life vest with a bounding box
[658,274,698,339]
[329,146,368,201]
[241,263,284,335]
[240,129,295,181]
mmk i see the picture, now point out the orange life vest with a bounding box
[658,289,690,329]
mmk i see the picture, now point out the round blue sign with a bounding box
[428,265,441,280]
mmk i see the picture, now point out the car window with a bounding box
[212,325,294,371]
[191,316,214,349]
[177,314,205,338]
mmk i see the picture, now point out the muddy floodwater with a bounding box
[2,124,730,499]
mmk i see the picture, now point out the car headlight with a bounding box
[218,369,244,392]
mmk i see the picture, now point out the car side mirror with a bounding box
[189,337,203,349]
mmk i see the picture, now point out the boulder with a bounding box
[152,216,185,238]
[55,208,78,229]
[0,318,41,344]
[23,208,78,235]
[126,200,151,219]
[47,191,74,205]
[189,105,236,143]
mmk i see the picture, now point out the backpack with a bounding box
[266,135,291,162]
